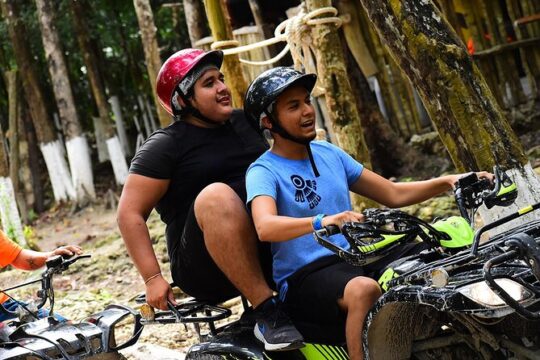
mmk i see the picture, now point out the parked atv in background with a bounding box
[0,254,143,360]
[314,167,540,359]
[135,167,539,359]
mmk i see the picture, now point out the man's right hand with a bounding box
[322,211,365,228]
[145,276,177,310]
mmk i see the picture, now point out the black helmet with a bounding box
[244,67,321,178]
[244,67,317,131]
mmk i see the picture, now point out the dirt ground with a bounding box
[0,203,244,359]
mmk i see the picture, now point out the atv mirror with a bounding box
[92,304,143,352]
[109,313,137,350]
[108,309,143,351]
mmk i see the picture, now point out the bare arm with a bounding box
[11,245,82,270]
[251,195,363,242]
[350,168,493,208]
[117,173,173,309]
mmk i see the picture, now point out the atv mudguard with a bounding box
[186,321,349,360]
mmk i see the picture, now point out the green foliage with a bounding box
[27,209,38,223]
[0,0,185,141]
[155,2,191,59]
[22,225,39,250]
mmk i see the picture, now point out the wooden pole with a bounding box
[305,0,375,209]
[203,0,248,107]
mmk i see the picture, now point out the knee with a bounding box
[194,183,246,222]
[343,277,382,308]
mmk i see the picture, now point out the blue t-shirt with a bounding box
[246,141,363,294]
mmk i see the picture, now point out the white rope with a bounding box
[211,39,240,50]
[221,6,342,72]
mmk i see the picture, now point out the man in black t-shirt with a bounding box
[117,49,304,351]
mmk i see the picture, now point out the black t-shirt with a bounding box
[129,109,268,245]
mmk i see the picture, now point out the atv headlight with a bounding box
[458,278,533,307]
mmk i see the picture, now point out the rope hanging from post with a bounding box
[217,5,342,86]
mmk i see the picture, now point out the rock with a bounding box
[120,343,186,360]
[409,132,445,155]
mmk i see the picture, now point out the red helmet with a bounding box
[156,49,224,115]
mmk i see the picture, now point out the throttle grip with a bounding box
[324,224,341,236]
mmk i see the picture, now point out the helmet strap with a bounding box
[306,144,320,178]
[264,110,320,177]
[173,90,220,126]
[191,108,222,126]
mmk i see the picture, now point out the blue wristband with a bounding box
[312,214,326,231]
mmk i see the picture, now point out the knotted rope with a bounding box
[217,5,342,96]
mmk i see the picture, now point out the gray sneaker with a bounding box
[253,296,304,351]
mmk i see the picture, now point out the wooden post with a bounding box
[506,0,540,99]
[336,0,378,78]
[305,0,375,209]
[203,0,248,107]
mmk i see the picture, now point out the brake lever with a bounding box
[484,166,517,209]
[63,254,91,268]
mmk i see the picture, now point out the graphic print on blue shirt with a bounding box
[291,175,321,209]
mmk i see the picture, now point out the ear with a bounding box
[260,115,273,130]
[177,96,187,108]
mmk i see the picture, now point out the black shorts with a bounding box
[170,201,273,303]
[284,242,429,339]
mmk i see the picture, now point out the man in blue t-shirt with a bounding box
[244,67,492,360]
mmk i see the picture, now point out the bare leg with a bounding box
[194,183,274,307]
[338,277,382,360]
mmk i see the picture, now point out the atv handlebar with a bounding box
[314,167,518,265]
[0,254,91,319]
[454,166,517,223]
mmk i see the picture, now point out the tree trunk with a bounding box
[343,36,445,179]
[35,0,95,203]
[21,108,44,213]
[358,0,540,225]
[0,0,76,204]
[133,0,171,128]
[1,70,26,245]
[70,0,128,185]
[6,70,20,197]
[109,96,131,156]
[203,0,248,107]
[0,0,55,144]
[183,0,207,46]
[337,0,438,178]
[6,70,28,224]
[69,0,114,139]
[305,0,374,209]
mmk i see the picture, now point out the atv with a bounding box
[0,254,143,360]
[136,167,540,359]
[314,167,540,359]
